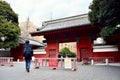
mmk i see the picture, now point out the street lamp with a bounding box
[116,24,120,29]
[1,36,6,41]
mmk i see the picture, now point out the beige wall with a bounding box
[59,42,77,53]
[33,36,45,43]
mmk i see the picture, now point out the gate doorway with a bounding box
[59,42,77,54]
[80,48,89,61]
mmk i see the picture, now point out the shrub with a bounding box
[59,47,76,58]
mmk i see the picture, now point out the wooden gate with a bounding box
[80,48,89,63]
[49,49,57,58]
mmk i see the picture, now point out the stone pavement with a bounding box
[0,62,120,80]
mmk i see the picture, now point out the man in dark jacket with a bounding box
[23,40,33,72]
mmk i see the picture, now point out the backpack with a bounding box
[24,45,32,57]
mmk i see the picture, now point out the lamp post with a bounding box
[0,36,6,49]
[1,36,6,41]
[116,24,120,29]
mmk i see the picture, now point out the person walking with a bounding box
[23,40,33,72]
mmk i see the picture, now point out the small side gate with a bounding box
[34,58,77,71]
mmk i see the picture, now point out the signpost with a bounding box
[64,58,72,69]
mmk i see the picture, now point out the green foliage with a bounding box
[0,1,18,23]
[0,1,20,49]
[88,0,120,37]
[59,47,76,57]
[60,47,71,54]
[100,27,116,38]
[67,52,76,57]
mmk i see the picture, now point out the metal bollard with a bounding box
[91,59,94,65]
[105,58,109,65]
[17,59,19,62]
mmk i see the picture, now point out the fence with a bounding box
[0,50,11,57]
[82,58,90,65]
[0,57,13,67]
[34,58,77,71]
[89,57,114,65]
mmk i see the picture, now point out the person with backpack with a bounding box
[23,40,33,72]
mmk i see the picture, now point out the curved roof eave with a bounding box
[31,23,90,35]
[18,37,45,47]
[31,13,90,35]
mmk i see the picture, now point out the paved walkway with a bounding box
[0,62,120,80]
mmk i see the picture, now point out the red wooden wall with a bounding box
[11,44,24,61]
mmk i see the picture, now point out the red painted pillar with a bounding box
[76,41,80,61]
[76,36,93,62]
[45,40,59,58]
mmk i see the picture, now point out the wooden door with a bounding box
[49,49,56,58]
[80,48,89,59]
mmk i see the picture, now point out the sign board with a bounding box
[64,58,72,69]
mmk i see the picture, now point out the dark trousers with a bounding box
[25,59,31,69]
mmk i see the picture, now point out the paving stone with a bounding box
[0,62,120,80]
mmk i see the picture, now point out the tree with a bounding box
[59,47,76,57]
[88,0,120,38]
[0,1,20,49]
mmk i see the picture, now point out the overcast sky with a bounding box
[4,0,92,27]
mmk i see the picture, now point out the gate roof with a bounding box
[18,37,45,47]
[31,14,90,35]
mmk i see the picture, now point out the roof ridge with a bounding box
[42,13,88,26]
[30,13,90,34]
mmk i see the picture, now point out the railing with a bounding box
[34,58,77,71]
[89,57,115,65]
[0,57,13,67]
[82,58,90,65]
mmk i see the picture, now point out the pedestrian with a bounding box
[23,40,33,72]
